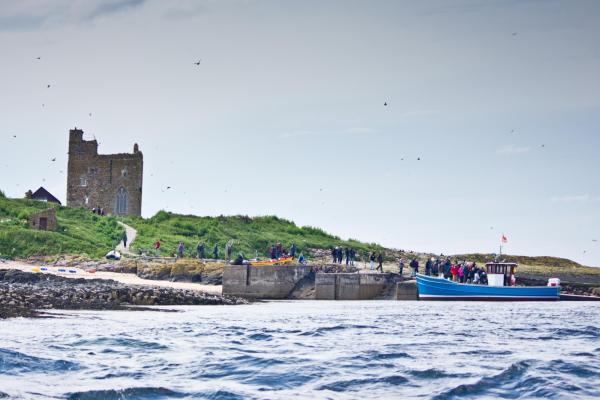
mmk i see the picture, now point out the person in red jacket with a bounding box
[450,264,459,282]
[154,239,161,255]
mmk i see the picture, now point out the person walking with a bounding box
[177,241,184,258]
[370,252,376,271]
[122,232,128,248]
[345,248,350,266]
[197,242,205,259]
[350,248,355,266]
[376,253,384,273]
[225,242,232,263]
[398,258,405,276]
[154,239,161,254]
[290,242,296,258]
[213,243,219,260]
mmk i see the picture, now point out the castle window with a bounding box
[85,196,89,205]
[121,167,128,178]
[80,177,87,187]
[116,187,128,215]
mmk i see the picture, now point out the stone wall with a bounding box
[28,208,57,231]
[315,273,388,300]
[223,264,314,299]
[396,280,418,300]
[66,128,143,216]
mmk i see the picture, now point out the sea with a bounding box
[1,301,599,399]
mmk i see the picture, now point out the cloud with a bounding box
[0,0,146,31]
[496,145,530,155]
[550,194,600,203]
[86,0,146,21]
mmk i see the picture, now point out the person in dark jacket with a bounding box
[432,259,440,276]
[410,258,419,277]
[425,258,433,276]
[197,242,205,259]
[398,258,405,275]
[349,248,355,266]
[443,259,452,279]
[376,253,384,272]
[290,243,296,258]
[345,248,350,266]
[213,243,218,259]
[122,232,128,248]
[177,241,184,258]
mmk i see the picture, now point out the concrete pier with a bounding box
[315,273,388,300]
[222,264,314,299]
[396,280,418,300]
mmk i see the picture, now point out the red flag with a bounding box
[501,234,508,244]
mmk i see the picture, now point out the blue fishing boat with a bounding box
[416,262,560,301]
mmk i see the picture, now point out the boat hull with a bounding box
[416,274,560,301]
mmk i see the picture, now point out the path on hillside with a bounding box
[3,261,222,295]
[116,221,137,255]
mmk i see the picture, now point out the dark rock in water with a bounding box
[0,269,247,319]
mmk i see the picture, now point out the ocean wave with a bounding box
[0,348,79,374]
[431,360,532,400]
[318,375,409,392]
[409,368,472,379]
[299,324,373,336]
[71,337,168,350]
[66,387,186,399]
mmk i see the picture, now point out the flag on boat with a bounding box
[501,234,508,243]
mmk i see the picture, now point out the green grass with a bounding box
[0,196,124,259]
[122,211,385,259]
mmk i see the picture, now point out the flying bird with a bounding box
[541,144,545,148]
[512,32,518,36]
[417,157,421,161]
[384,102,388,106]
[12,135,16,138]
[194,59,202,66]
[51,158,56,162]
[166,186,171,190]
[593,239,598,242]
[47,84,51,88]
[89,113,92,117]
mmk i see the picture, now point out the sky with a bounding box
[0,0,599,266]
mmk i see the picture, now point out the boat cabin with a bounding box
[485,262,517,287]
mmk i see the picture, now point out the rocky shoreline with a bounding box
[0,269,247,319]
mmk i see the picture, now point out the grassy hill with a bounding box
[0,193,596,279]
[122,211,384,259]
[0,195,124,259]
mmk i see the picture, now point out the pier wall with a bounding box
[396,280,418,300]
[222,264,314,299]
[315,273,388,300]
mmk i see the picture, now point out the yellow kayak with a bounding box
[250,257,294,267]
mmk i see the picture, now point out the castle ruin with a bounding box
[66,128,143,216]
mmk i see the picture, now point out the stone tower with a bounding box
[66,128,143,216]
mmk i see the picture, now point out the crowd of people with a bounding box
[404,257,489,284]
[331,246,357,266]
[135,238,492,284]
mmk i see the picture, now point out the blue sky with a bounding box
[1,0,599,266]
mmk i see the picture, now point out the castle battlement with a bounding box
[66,128,143,216]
